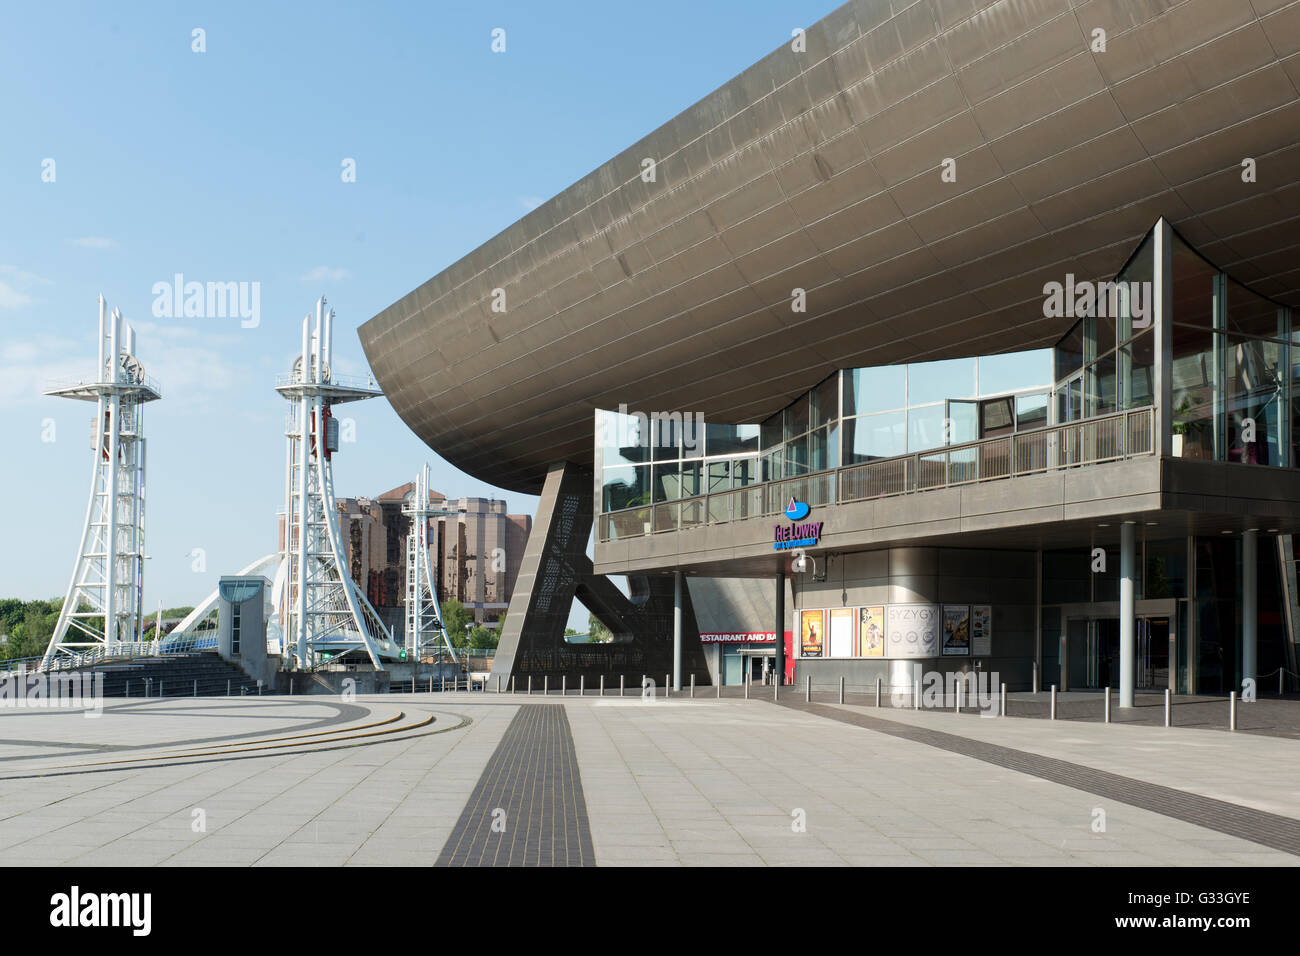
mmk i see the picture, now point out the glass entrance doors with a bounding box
[1138,616,1170,689]
[1065,614,1172,691]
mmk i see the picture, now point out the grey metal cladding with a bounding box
[359,0,1300,495]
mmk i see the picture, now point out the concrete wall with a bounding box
[789,547,1037,691]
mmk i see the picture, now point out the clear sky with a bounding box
[0,0,839,627]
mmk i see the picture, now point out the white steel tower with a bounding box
[43,297,161,668]
[277,298,392,671]
[403,465,459,666]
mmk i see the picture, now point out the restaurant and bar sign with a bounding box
[773,498,823,550]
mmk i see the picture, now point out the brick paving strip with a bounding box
[777,699,1300,857]
[435,704,594,867]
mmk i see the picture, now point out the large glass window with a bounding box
[844,365,905,415]
[844,411,906,463]
[909,357,976,406]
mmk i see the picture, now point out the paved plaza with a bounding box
[0,691,1296,866]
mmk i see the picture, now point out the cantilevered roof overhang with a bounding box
[359,0,1300,495]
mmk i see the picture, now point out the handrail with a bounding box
[599,406,1155,542]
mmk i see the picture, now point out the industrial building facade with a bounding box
[359,0,1300,701]
[284,485,531,630]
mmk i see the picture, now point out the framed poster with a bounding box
[800,609,825,658]
[941,604,971,656]
[828,608,854,658]
[886,604,939,659]
[971,605,992,656]
[859,606,885,658]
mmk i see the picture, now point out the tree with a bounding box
[467,625,498,650]
[439,599,473,648]
[587,613,613,643]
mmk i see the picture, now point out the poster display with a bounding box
[859,606,885,658]
[794,603,987,659]
[828,607,854,658]
[941,604,971,656]
[885,604,939,659]
[800,609,825,657]
[971,605,992,656]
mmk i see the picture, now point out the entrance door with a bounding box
[1138,617,1170,689]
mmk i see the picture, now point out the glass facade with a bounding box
[597,411,757,513]
[1169,233,1292,465]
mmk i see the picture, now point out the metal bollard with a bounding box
[1000,682,1007,717]
[226,679,230,697]
[527,675,531,696]
[580,675,584,697]
[718,676,722,699]
[773,676,778,702]
[600,674,605,697]
[1033,660,1039,694]
[665,674,670,699]
[125,680,130,698]
[544,676,548,697]
[1050,684,1057,720]
[1165,688,1171,727]
[955,680,962,714]
[1104,687,1110,724]
[914,678,921,710]
[744,673,750,700]
[193,679,198,697]
[1230,691,1237,731]
[160,681,164,698]
[496,675,501,694]
[875,677,881,708]
[561,675,566,697]
[690,673,695,699]
[620,675,625,697]
[839,676,845,704]
[805,674,811,703]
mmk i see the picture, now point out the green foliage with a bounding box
[587,613,613,644]
[1,598,63,660]
[466,625,498,650]
[440,598,474,647]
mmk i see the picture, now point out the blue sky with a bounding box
[0,0,838,624]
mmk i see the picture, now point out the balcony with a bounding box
[598,407,1154,543]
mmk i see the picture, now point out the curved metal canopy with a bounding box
[360,0,1300,494]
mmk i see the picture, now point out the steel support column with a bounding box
[1120,521,1137,708]
[774,572,785,687]
[672,570,682,692]
[1243,529,1258,693]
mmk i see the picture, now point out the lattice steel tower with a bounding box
[277,298,392,670]
[43,297,162,667]
[403,465,459,666]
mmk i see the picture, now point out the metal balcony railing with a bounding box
[597,406,1155,542]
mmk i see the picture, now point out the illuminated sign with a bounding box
[773,498,823,550]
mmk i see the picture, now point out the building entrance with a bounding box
[1064,611,1172,691]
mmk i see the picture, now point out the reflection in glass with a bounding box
[908,404,947,452]
[1170,324,1214,459]
[844,412,906,463]
[705,423,759,456]
[602,465,650,511]
[812,374,838,430]
[978,350,1052,395]
[844,365,905,415]
[1016,392,1048,431]
[909,357,976,406]
[1224,335,1283,465]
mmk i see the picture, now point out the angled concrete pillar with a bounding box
[490,462,709,685]
[1119,521,1137,708]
